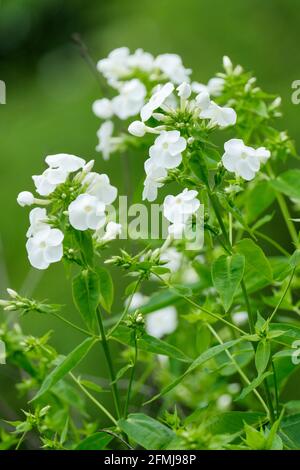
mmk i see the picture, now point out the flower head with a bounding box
[146,306,178,338]
[154,53,191,84]
[112,79,146,120]
[141,82,174,121]
[26,208,49,237]
[83,172,117,204]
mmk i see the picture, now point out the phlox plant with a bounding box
[1,47,300,451]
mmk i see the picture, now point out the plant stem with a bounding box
[267,268,296,324]
[254,230,290,257]
[241,280,255,334]
[276,191,299,247]
[96,308,121,419]
[51,310,95,337]
[207,324,270,416]
[70,372,117,426]
[154,272,246,335]
[272,360,280,417]
[124,332,138,417]
[107,278,142,338]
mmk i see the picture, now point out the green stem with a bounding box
[70,372,117,426]
[207,324,270,416]
[241,280,255,334]
[272,360,280,418]
[267,268,296,324]
[124,331,138,417]
[254,230,290,257]
[51,310,95,337]
[107,278,142,338]
[96,308,121,419]
[276,191,299,247]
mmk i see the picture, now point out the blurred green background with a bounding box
[1,0,300,421]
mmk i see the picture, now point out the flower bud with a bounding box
[17,191,35,207]
[177,82,191,100]
[128,120,147,137]
[223,55,233,74]
[7,288,18,299]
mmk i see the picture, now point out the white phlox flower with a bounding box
[45,154,86,173]
[26,228,64,270]
[163,189,200,237]
[142,158,167,202]
[68,194,106,231]
[192,77,225,97]
[160,247,183,274]
[97,47,131,84]
[92,98,114,119]
[222,139,270,181]
[125,292,149,310]
[200,101,237,127]
[96,121,120,160]
[83,172,118,204]
[112,79,146,120]
[94,221,122,243]
[141,82,174,121]
[146,305,178,339]
[149,130,186,169]
[17,191,35,207]
[26,208,49,237]
[154,53,191,84]
[32,168,68,196]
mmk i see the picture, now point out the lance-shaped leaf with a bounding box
[144,338,243,404]
[269,169,300,201]
[212,253,245,311]
[72,269,100,332]
[96,266,114,313]
[236,238,273,284]
[31,337,97,401]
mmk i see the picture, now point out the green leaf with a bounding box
[113,325,190,363]
[269,169,300,200]
[75,432,113,450]
[236,371,272,401]
[208,411,265,435]
[236,238,273,284]
[79,379,104,393]
[189,152,209,186]
[280,414,300,450]
[72,269,100,332]
[118,413,175,450]
[245,181,276,223]
[96,266,114,313]
[31,337,97,401]
[212,254,245,311]
[144,338,243,404]
[74,230,94,267]
[111,363,133,384]
[255,340,271,375]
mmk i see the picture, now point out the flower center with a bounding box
[163,142,169,150]
[84,205,93,213]
[39,241,47,248]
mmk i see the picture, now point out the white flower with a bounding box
[149,130,186,169]
[223,55,233,74]
[232,311,248,325]
[97,47,131,83]
[128,120,148,137]
[45,154,86,172]
[96,121,116,160]
[192,78,225,97]
[222,139,262,181]
[125,292,148,310]
[112,79,146,119]
[163,188,200,225]
[143,158,167,202]
[177,82,191,100]
[141,82,174,121]
[195,90,211,110]
[127,48,154,71]
[200,101,237,127]
[146,306,178,338]
[68,194,106,231]
[256,147,271,164]
[217,394,232,410]
[83,172,117,204]
[26,208,49,237]
[32,168,68,196]
[154,53,191,84]
[160,248,182,273]
[102,222,122,241]
[92,98,113,119]
[17,191,35,207]
[26,228,64,270]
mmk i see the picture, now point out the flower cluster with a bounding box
[17,154,120,269]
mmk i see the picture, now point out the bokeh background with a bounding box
[1,0,300,424]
